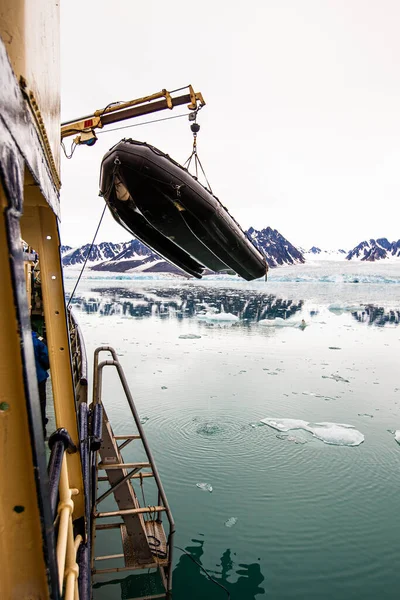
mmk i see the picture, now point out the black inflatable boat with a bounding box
[99,139,268,280]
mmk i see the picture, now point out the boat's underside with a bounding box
[100,139,268,281]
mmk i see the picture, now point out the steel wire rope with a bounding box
[66,203,107,308]
[61,110,190,159]
[96,112,190,135]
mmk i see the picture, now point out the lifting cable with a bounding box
[66,204,107,308]
[183,109,213,193]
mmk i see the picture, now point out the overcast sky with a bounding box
[60,0,400,251]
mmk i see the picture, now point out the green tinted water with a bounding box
[67,272,400,599]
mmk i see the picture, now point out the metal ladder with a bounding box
[91,346,175,598]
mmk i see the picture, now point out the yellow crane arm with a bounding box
[61,85,205,146]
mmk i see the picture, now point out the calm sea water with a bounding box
[65,261,400,599]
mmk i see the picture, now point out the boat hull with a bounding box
[100,139,268,280]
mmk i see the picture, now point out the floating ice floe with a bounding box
[197,311,239,322]
[178,334,202,339]
[328,303,364,313]
[196,482,213,493]
[394,431,400,444]
[140,416,149,424]
[258,318,307,328]
[260,418,364,446]
[224,517,238,528]
[258,317,295,327]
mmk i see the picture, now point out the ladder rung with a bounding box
[114,435,141,440]
[93,565,167,576]
[96,522,122,530]
[96,506,166,518]
[97,472,153,482]
[95,553,124,561]
[98,462,151,470]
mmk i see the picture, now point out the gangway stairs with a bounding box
[91,347,175,599]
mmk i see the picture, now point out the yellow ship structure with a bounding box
[0,3,201,598]
[0,2,266,598]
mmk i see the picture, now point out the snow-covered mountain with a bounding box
[62,240,153,267]
[62,226,305,274]
[346,238,400,261]
[300,246,348,261]
[247,227,305,267]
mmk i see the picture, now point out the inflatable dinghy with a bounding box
[100,139,268,280]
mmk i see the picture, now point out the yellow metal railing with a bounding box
[56,453,82,598]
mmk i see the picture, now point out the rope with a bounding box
[96,112,189,135]
[183,114,213,192]
[66,204,107,308]
[174,546,231,598]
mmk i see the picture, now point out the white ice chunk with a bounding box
[178,334,202,339]
[260,418,364,446]
[196,482,213,492]
[258,318,306,328]
[260,418,310,432]
[310,423,364,446]
[224,517,238,528]
[395,431,400,444]
[201,312,239,322]
[328,303,363,313]
[258,317,293,327]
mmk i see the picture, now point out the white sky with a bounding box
[60,0,400,251]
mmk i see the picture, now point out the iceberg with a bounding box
[395,431,400,444]
[260,418,364,446]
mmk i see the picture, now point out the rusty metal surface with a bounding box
[99,410,153,563]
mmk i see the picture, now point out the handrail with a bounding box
[46,426,82,598]
[47,429,77,519]
[93,346,175,595]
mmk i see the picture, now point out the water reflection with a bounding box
[68,286,303,323]
[92,539,265,599]
[351,305,400,327]
[172,538,265,599]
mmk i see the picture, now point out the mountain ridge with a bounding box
[62,227,305,274]
[61,231,400,274]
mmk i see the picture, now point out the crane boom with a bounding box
[61,85,205,146]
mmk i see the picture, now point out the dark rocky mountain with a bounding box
[346,238,400,261]
[62,226,305,274]
[246,227,305,267]
[307,246,346,255]
[62,240,152,267]
[60,244,72,254]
